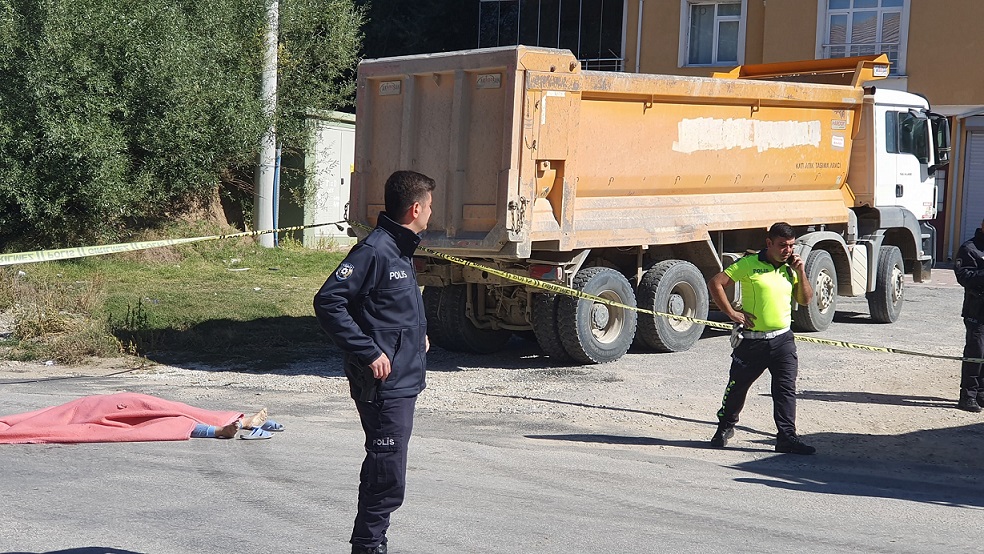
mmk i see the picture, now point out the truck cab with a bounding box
[849,88,951,271]
[866,88,949,220]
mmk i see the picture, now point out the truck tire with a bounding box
[423,286,453,349]
[635,260,708,352]
[867,245,905,323]
[557,267,637,364]
[791,250,837,332]
[422,285,512,354]
[531,293,572,363]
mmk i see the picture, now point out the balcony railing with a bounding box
[579,57,624,72]
[822,42,901,74]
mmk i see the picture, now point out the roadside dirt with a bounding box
[2,271,979,474]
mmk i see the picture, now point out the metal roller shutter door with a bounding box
[962,131,984,242]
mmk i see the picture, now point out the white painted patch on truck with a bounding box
[540,91,565,125]
[672,118,822,154]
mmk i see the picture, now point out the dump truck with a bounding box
[349,46,951,364]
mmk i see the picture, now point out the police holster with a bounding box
[344,357,380,402]
[730,323,744,349]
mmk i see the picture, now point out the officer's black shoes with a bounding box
[352,544,387,554]
[958,391,982,413]
[977,391,984,408]
[775,434,816,455]
[710,426,734,448]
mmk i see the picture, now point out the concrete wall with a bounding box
[907,0,984,106]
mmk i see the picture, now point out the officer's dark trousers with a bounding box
[961,318,984,394]
[351,396,417,549]
[717,330,798,439]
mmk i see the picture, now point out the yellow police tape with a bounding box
[0,222,342,267]
[348,220,984,364]
[2,219,980,364]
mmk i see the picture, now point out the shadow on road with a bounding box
[832,310,875,324]
[799,390,953,408]
[527,433,774,454]
[730,424,984,508]
[3,548,144,554]
[524,402,984,509]
[475,391,730,429]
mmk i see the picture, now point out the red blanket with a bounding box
[0,393,242,444]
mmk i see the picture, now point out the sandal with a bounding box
[239,427,273,440]
[261,419,285,432]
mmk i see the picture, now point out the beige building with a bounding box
[479,0,984,261]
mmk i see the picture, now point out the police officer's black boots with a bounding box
[710,425,734,447]
[959,390,982,412]
[352,544,387,554]
[775,433,817,455]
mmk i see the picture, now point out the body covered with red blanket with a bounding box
[0,392,242,444]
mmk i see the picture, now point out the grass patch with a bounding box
[1,234,346,369]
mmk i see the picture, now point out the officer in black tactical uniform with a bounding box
[955,218,984,412]
[314,170,435,554]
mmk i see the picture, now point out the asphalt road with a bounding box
[1,272,982,554]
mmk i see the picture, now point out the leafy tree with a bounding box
[0,0,362,248]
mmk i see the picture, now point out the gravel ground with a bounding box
[3,270,978,471]
[3,270,983,553]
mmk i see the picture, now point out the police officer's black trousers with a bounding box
[961,318,984,394]
[717,331,798,439]
[351,396,417,549]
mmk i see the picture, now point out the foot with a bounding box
[710,426,734,448]
[776,434,816,455]
[241,407,269,429]
[958,395,981,413]
[214,422,239,439]
[352,544,386,554]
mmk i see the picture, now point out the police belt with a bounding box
[742,327,791,340]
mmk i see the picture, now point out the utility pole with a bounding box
[254,0,279,247]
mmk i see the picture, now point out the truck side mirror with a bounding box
[928,113,951,171]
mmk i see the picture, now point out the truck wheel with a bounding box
[423,287,452,349]
[635,260,708,352]
[557,267,637,364]
[791,250,837,332]
[531,293,572,363]
[423,285,512,354]
[867,245,904,323]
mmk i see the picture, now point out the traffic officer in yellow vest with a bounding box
[707,222,816,454]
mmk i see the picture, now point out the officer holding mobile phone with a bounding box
[707,222,816,455]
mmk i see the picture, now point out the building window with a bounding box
[819,0,909,75]
[478,0,625,71]
[681,1,744,66]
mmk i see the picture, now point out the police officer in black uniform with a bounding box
[955,218,984,412]
[314,170,435,554]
